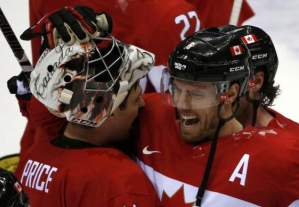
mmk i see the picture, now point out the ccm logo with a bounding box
[230,66,244,72]
[70,117,97,127]
[252,53,267,60]
[174,62,187,70]
[186,42,195,49]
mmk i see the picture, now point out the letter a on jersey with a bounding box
[229,154,249,186]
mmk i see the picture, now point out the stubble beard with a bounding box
[179,111,219,145]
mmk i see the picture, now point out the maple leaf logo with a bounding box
[230,45,243,56]
[161,185,195,207]
[247,36,252,42]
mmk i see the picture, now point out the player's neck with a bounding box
[63,123,109,146]
[254,105,274,127]
[219,118,243,138]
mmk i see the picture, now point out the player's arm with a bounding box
[236,0,255,26]
[27,96,67,138]
[29,0,43,65]
[9,5,113,126]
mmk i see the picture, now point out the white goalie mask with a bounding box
[30,35,155,127]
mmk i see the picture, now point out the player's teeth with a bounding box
[181,115,197,120]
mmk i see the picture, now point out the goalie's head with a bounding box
[30,35,155,127]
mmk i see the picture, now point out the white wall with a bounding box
[245,0,299,125]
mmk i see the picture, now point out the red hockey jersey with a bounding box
[17,96,67,157]
[14,139,161,207]
[29,0,253,66]
[26,0,255,99]
[29,0,202,66]
[187,0,254,27]
[136,93,299,206]
[267,108,299,133]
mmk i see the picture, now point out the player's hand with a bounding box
[7,71,31,96]
[20,6,113,49]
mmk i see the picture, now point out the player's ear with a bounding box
[219,83,239,118]
[252,71,264,92]
[225,83,239,105]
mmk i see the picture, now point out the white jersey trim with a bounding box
[136,158,260,207]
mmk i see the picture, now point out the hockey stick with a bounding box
[229,0,244,25]
[0,7,33,73]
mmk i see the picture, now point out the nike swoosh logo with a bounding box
[142,146,161,155]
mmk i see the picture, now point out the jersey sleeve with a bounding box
[18,96,66,156]
[238,0,255,26]
[27,96,67,138]
[29,0,43,65]
[191,0,254,27]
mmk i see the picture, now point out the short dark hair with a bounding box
[114,81,140,111]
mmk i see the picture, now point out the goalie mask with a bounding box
[30,35,155,127]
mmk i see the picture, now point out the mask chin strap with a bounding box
[109,81,129,115]
[195,101,240,206]
[245,91,260,127]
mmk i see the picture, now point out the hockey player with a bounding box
[12,1,202,159]
[11,1,254,158]
[136,29,299,206]
[11,5,299,204]
[8,6,113,158]
[14,35,161,206]
[218,25,299,130]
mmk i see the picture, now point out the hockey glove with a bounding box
[7,71,31,96]
[20,6,113,49]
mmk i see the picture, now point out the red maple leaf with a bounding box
[235,47,240,53]
[247,36,252,42]
[161,185,195,207]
